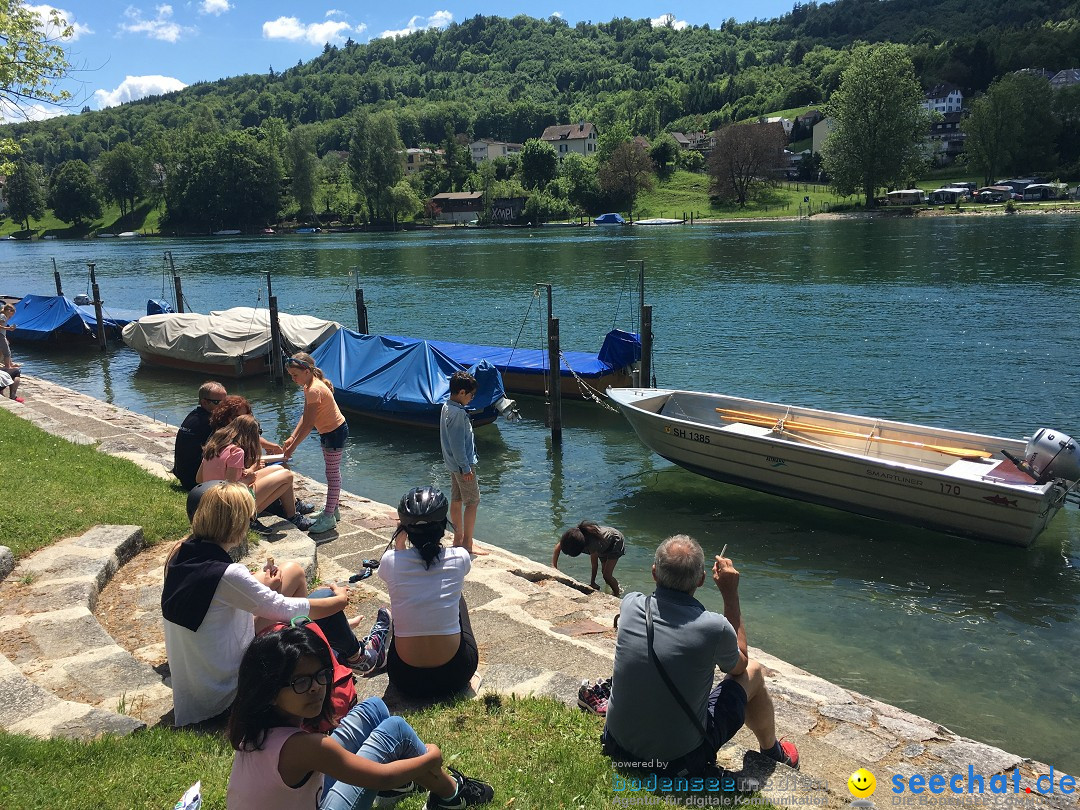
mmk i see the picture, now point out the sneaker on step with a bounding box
[776,739,799,770]
[375,781,424,807]
[425,766,494,809]
[577,681,608,716]
[308,511,337,535]
[595,677,612,699]
[351,607,392,676]
[334,506,341,521]
[249,517,274,536]
[290,513,315,531]
[13,396,25,403]
[295,498,316,515]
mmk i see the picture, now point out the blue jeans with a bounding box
[321,697,427,810]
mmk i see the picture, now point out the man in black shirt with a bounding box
[172,380,227,490]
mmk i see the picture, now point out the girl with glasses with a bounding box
[227,625,494,810]
[283,352,348,536]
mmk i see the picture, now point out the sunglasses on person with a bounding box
[284,357,312,370]
[285,667,333,694]
[202,397,223,405]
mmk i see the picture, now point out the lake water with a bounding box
[3,216,1079,773]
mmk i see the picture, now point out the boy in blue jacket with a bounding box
[440,371,485,555]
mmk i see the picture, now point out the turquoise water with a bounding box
[2,216,1078,771]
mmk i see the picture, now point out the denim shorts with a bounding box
[320,420,349,450]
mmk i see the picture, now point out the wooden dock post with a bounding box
[88,262,107,352]
[267,273,284,383]
[167,252,184,313]
[640,305,653,388]
[547,315,562,445]
[356,289,369,333]
[52,258,62,295]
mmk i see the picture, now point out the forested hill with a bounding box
[4,0,1080,167]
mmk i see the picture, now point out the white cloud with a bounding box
[325,9,344,17]
[24,4,92,40]
[120,5,195,42]
[199,0,231,15]
[262,15,361,45]
[650,13,688,30]
[0,98,69,123]
[550,11,563,18]
[377,10,452,39]
[92,74,187,107]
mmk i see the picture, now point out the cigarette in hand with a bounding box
[719,544,728,559]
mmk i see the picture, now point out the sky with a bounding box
[5,0,800,123]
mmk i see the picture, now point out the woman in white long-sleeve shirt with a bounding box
[161,482,358,726]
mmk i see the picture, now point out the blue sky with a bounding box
[9,0,799,122]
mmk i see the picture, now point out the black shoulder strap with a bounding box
[646,596,708,741]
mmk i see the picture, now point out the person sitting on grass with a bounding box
[552,520,625,596]
[0,363,22,403]
[197,414,313,532]
[162,482,387,727]
[226,625,494,810]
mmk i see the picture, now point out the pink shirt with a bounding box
[198,444,246,482]
[227,726,322,810]
[307,381,345,435]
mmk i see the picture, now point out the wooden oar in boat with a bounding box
[715,407,992,459]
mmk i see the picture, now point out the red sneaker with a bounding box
[13,396,24,403]
[777,739,799,769]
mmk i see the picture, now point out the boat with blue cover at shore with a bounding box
[380,328,640,400]
[8,294,168,345]
[311,329,516,428]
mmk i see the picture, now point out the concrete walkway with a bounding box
[0,376,1073,808]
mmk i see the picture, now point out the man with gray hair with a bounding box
[603,534,799,775]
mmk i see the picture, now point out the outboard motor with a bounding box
[1023,429,1080,483]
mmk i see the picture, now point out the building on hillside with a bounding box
[796,109,823,129]
[927,111,968,165]
[631,135,651,151]
[811,117,834,154]
[470,139,523,163]
[921,84,963,114]
[1051,69,1080,89]
[429,192,484,224]
[764,116,794,136]
[669,132,692,149]
[540,122,598,157]
[401,147,444,176]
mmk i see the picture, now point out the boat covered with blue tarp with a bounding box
[311,329,515,428]
[10,294,153,344]
[381,328,641,399]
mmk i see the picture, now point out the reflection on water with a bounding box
[3,217,1080,772]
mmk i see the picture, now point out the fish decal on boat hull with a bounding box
[983,494,1018,508]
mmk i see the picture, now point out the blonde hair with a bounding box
[203,413,261,466]
[191,482,256,546]
[289,351,334,392]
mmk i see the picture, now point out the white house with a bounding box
[400,148,443,176]
[470,139,523,163]
[765,116,794,136]
[921,84,963,114]
[540,122,598,156]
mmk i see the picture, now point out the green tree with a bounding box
[519,138,557,190]
[6,159,46,229]
[0,3,72,174]
[598,142,654,208]
[286,128,318,217]
[821,44,929,207]
[388,179,422,224]
[559,152,601,212]
[649,134,680,179]
[48,159,102,225]
[348,110,403,223]
[597,121,632,163]
[98,143,150,220]
[962,83,1023,187]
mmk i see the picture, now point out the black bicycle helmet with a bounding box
[397,486,449,526]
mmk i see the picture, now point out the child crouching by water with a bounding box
[552,521,626,596]
[227,626,494,810]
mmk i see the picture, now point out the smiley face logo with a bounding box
[848,768,876,798]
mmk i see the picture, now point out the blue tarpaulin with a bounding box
[310,330,508,428]
[11,294,164,342]
[381,329,641,380]
[594,213,626,224]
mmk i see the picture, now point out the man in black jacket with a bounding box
[172,380,226,490]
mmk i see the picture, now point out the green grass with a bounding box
[0,697,624,810]
[0,409,190,557]
[633,171,859,220]
[0,199,165,239]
